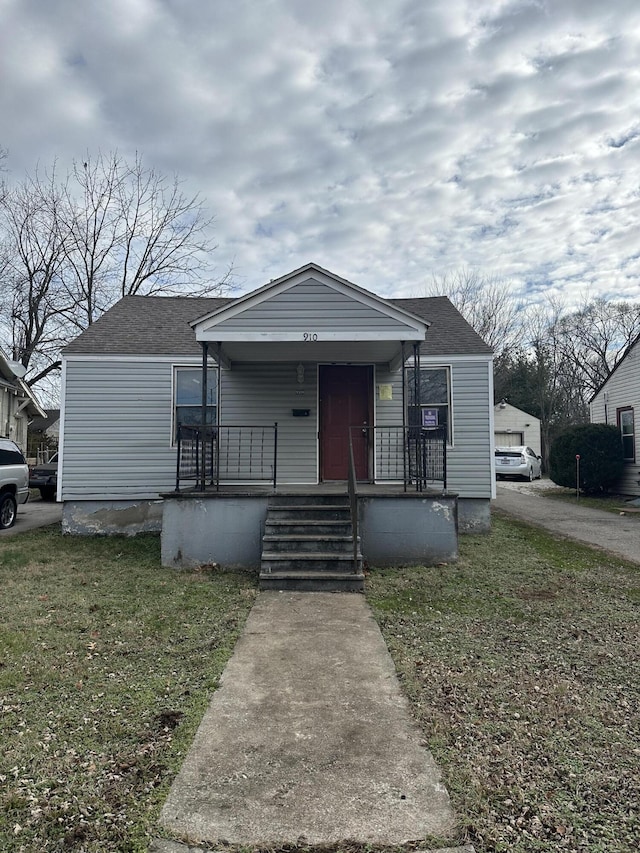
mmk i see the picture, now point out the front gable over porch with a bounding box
[190,262,428,368]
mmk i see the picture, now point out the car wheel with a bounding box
[0,493,17,529]
[39,487,56,501]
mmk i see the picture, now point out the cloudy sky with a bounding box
[1,0,640,304]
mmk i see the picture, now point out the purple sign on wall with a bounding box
[421,408,438,427]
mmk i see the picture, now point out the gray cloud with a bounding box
[1,0,639,302]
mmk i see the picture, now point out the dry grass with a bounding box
[2,518,639,853]
[0,528,257,852]
[367,516,640,852]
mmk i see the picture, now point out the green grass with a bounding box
[367,517,640,853]
[2,519,639,853]
[539,487,640,516]
[0,527,257,852]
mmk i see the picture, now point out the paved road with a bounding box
[0,496,62,538]
[493,481,640,565]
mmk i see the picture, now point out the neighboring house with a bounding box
[59,263,494,582]
[493,401,541,455]
[590,335,640,496]
[0,348,46,453]
[28,408,61,458]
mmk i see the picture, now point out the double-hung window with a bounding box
[173,367,218,442]
[618,407,635,461]
[406,366,452,443]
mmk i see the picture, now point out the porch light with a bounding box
[296,363,305,384]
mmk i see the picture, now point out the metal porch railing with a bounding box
[351,425,447,492]
[175,423,278,491]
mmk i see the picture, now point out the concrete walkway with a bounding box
[493,484,640,565]
[157,592,467,851]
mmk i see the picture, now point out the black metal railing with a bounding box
[175,423,278,491]
[351,425,447,491]
[347,434,360,572]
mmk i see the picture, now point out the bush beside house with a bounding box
[550,423,624,494]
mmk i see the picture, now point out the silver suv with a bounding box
[0,438,29,529]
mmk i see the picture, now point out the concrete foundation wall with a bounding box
[358,495,458,566]
[62,500,164,536]
[457,498,491,532]
[63,491,466,570]
[161,496,268,569]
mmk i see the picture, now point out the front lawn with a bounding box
[2,519,638,853]
[0,528,257,852]
[367,516,640,853]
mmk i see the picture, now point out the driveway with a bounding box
[493,479,640,565]
[0,496,62,538]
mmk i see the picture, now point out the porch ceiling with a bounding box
[210,339,415,366]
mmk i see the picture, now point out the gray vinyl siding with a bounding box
[215,279,417,333]
[590,341,640,495]
[61,354,493,499]
[445,359,493,498]
[220,362,318,483]
[373,365,405,480]
[61,359,178,500]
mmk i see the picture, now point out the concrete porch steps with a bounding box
[259,494,364,592]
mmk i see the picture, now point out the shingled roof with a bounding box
[63,292,492,357]
[64,295,232,355]
[390,296,492,356]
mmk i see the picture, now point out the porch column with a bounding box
[200,341,208,491]
[413,342,422,410]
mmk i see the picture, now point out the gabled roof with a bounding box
[191,263,429,334]
[589,332,640,403]
[63,268,492,358]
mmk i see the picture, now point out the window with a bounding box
[406,366,451,442]
[174,367,218,441]
[618,407,635,461]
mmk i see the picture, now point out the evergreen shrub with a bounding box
[549,423,624,493]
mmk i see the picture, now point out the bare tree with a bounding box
[553,297,640,395]
[0,150,231,389]
[60,151,231,331]
[0,167,73,385]
[423,268,525,357]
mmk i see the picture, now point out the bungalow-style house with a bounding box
[494,401,541,455]
[59,263,495,589]
[590,335,640,495]
[0,348,46,453]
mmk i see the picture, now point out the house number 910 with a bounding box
[303,333,318,341]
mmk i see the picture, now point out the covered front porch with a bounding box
[162,264,457,588]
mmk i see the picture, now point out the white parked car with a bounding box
[0,438,30,529]
[495,446,542,482]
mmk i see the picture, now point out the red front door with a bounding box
[319,365,372,481]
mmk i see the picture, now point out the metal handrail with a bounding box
[347,430,360,572]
